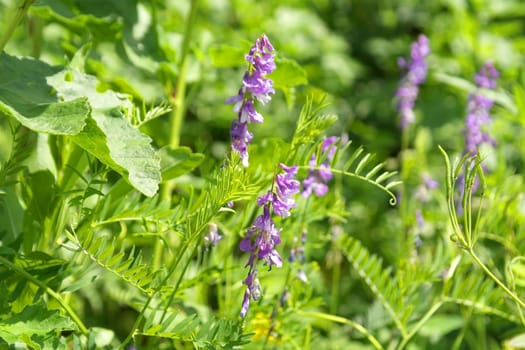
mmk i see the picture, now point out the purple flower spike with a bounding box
[227,34,276,167]
[396,34,430,130]
[302,137,339,198]
[465,62,499,155]
[239,164,299,317]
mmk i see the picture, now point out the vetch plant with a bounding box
[2,1,525,349]
[226,34,276,167]
[302,136,338,198]
[240,164,300,317]
[464,62,499,155]
[395,34,430,130]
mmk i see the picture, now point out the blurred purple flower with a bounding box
[302,136,338,198]
[204,223,222,248]
[289,230,308,283]
[239,164,299,317]
[226,34,276,166]
[396,34,430,130]
[465,62,499,155]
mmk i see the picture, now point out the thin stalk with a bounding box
[169,0,199,148]
[0,0,35,52]
[155,0,200,271]
[329,241,341,314]
[160,239,201,321]
[120,237,192,349]
[467,248,525,309]
[121,222,205,348]
[396,300,443,350]
[262,267,292,350]
[0,256,88,335]
[296,311,384,350]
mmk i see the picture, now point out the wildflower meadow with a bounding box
[2,0,525,349]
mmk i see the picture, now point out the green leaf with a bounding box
[434,72,516,113]
[47,68,161,197]
[271,57,308,88]
[0,187,24,247]
[158,146,204,182]
[419,314,463,341]
[0,53,90,135]
[506,333,525,348]
[0,304,76,345]
[513,84,525,128]
[88,327,115,348]
[30,5,122,43]
[209,43,251,68]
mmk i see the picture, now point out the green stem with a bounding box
[169,0,199,148]
[0,255,88,335]
[467,248,525,309]
[296,311,384,350]
[121,230,201,348]
[329,242,341,314]
[0,0,35,52]
[160,239,201,321]
[154,0,200,271]
[396,300,443,350]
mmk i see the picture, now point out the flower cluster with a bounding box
[226,34,276,167]
[464,62,499,155]
[239,164,300,317]
[395,34,430,130]
[302,136,338,198]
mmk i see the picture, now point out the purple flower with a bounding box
[465,62,499,155]
[396,34,430,130]
[240,272,262,318]
[230,120,253,167]
[226,34,276,166]
[415,173,439,203]
[423,174,439,189]
[239,164,299,317]
[204,223,222,248]
[259,164,300,217]
[302,137,338,198]
[415,209,425,228]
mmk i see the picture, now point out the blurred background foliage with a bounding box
[2,0,525,348]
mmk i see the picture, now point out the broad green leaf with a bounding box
[506,333,525,348]
[209,43,252,68]
[47,68,161,197]
[30,5,122,43]
[269,57,307,108]
[0,304,76,344]
[0,53,90,135]
[270,57,308,88]
[158,146,204,181]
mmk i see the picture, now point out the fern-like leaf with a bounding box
[290,97,337,151]
[306,140,400,205]
[339,235,411,335]
[66,228,158,296]
[138,309,251,348]
[443,266,519,323]
[0,123,33,189]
